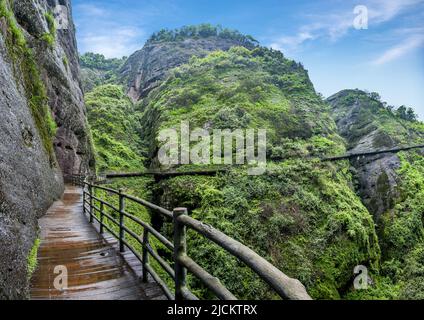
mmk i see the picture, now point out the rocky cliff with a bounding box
[120,35,256,101]
[328,90,424,299]
[0,0,94,299]
[327,89,424,219]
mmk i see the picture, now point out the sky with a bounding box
[72,0,424,118]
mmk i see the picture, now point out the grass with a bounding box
[42,12,56,48]
[27,238,41,279]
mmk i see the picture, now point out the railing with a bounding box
[322,144,424,161]
[65,174,312,300]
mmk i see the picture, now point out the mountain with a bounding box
[0,0,94,298]
[119,24,258,101]
[81,25,424,299]
[80,52,126,93]
[328,89,424,218]
[328,89,424,299]
[83,27,382,299]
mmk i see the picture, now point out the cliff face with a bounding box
[13,0,95,174]
[328,90,424,299]
[0,0,93,299]
[120,37,255,101]
[327,89,424,219]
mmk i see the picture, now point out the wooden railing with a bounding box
[65,175,312,300]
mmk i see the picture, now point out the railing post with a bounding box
[119,189,125,252]
[89,184,93,223]
[173,208,188,301]
[100,202,104,234]
[142,230,149,283]
[83,185,86,215]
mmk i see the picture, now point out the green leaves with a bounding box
[85,85,145,172]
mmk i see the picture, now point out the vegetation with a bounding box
[83,25,423,300]
[135,46,380,299]
[85,84,145,172]
[62,56,68,68]
[331,89,424,148]
[27,238,40,279]
[147,24,259,48]
[381,151,424,299]
[80,53,126,91]
[344,150,424,300]
[41,12,56,48]
[0,0,57,163]
[80,52,127,71]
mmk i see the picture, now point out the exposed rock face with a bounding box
[120,37,255,101]
[0,0,93,298]
[80,67,108,92]
[13,0,95,174]
[327,89,423,219]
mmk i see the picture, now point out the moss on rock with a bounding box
[0,0,57,163]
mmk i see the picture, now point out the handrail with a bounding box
[178,214,311,300]
[64,174,312,300]
[322,144,424,161]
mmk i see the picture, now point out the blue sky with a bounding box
[72,0,424,118]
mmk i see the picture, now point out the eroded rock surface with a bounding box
[120,37,255,101]
[0,0,94,298]
[327,89,423,219]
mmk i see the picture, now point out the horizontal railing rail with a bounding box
[64,174,312,300]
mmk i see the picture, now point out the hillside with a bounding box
[82,25,424,300]
[328,90,424,299]
[139,46,381,299]
[80,52,126,92]
[85,84,145,172]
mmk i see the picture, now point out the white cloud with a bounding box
[269,0,424,52]
[79,27,143,58]
[372,34,424,65]
[75,4,108,17]
[368,0,423,23]
[270,32,316,52]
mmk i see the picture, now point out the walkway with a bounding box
[30,185,165,300]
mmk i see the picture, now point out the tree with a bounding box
[386,105,395,114]
[406,107,417,121]
[368,92,381,101]
[396,105,408,120]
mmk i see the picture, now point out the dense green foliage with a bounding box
[80,52,126,71]
[332,89,424,149]
[0,0,57,163]
[83,26,423,300]
[85,85,145,172]
[141,47,338,160]
[345,151,424,300]
[80,53,126,91]
[137,46,380,299]
[147,24,259,48]
[381,151,424,299]
[330,89,424,299]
